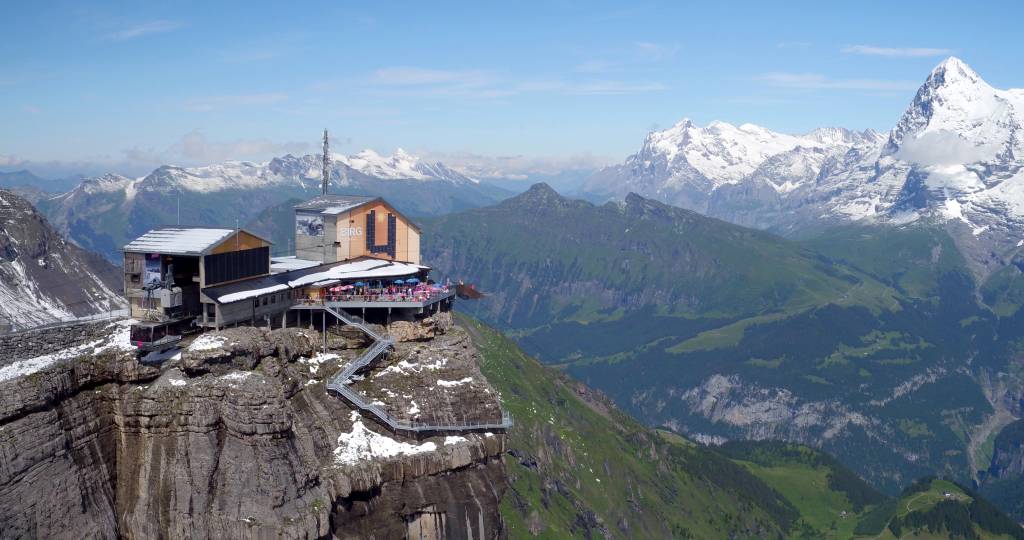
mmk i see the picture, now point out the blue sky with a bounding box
[2,1,1022,177]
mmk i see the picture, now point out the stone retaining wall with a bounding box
[0,319,125,365]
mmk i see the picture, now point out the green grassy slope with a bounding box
[856,478,1024,540]
[717,441,889,539]
[424,187,1020,501]
[424,184,899,361]
[464,315,795,538]
[801,225,970,301]
[467,316,1024,539]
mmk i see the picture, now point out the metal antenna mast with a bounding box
[322,128,330,195]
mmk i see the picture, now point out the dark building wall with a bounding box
[203,247,270,286]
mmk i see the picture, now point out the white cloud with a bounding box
[367,67,496,87]
[357,66,665,98]
[564,80,667,95]
[424,150,613,179]
[756,72,918,91]
[575,60,618,73]
[182,93,289,112]
[841,45,954,58]
[130,130,310,165]
[5,143,602,185]
[0,155,25,167]
[634,41,681,61]
[1,131,313,179]
[573,41,678,75]
[896,131,992,165]
[103,20,182,41]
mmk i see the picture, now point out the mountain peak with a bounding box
[392,148,416,161]
[522,182,561,198]
[503,182,578,210]
[672,118,694,129]
[926,56,988,90]
[883,56,1008,155]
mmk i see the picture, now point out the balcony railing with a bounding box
[294,288,455,308]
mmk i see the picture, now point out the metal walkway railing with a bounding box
[320,306,512,435]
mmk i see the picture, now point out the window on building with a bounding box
[262,297,268,307]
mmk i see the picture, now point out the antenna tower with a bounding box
[322,128,330,195]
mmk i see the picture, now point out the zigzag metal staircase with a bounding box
[322,306,512,435]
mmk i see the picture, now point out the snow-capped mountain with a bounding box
[0,189,123,330]
[585,119,881,211]
[337,149,477,183]
[40,149,502,262]
[70,149,477,199]
[585,57,1024,276]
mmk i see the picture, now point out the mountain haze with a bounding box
[30,149,509,261]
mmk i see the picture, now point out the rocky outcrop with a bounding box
[0,189,123,330]
[0,321,507,539]
[988,419,1024,478]
[0,318,121,363]
[180,326,320,375]
[355,320,504,427]
[387,311,454,343]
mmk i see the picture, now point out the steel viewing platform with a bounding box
[291,288,456,312]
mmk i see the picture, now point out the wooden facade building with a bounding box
[294,195,421,265]
[122,227,272,327]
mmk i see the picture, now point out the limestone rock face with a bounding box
[356,327,504,427]
[332,324,373,349]
[180,327,319,375]
[0,322,507,539]
[388,311,454,343]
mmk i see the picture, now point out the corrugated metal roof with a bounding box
[270,256,322,273]
[123,227,271,256]
[294,195,377,215]
[123,228,236,255]
[203,257,429,304]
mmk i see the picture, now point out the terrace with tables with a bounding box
[294,279,456,311]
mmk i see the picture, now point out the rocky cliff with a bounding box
[0,189,123,330]
[989,420,1024,479]
[0,315,507,539]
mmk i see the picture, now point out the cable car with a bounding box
[129,317,195,353]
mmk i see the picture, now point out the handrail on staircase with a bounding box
[319,305,512,435]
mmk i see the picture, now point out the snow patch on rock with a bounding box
[189,335,227,351]
[333,411,437,465]
[437,377,473,388]
[0,320,135,382]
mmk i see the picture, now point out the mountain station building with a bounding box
[293,195,421,264]
[122,194,450,333]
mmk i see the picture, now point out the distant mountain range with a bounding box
[585,57,1024,278]
[0,170,84,203]
[15,149,510,261]
[0,189,123,329]
[472,317,1024,540]
[423,184,1024,516]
